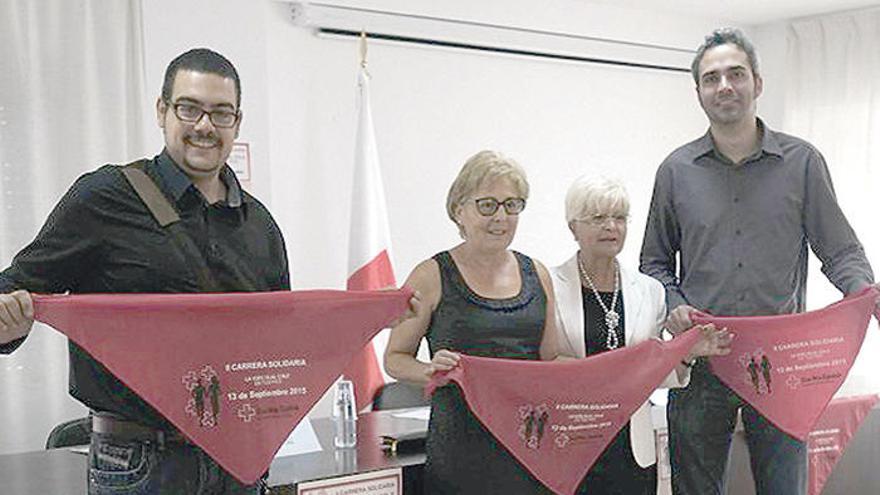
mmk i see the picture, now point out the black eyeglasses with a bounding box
[473,197,526,216]
[168,101,239,128]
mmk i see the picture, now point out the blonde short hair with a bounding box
[446,150,529,225]
[564,175,629,223]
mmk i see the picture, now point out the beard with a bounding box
[702,97,755,126]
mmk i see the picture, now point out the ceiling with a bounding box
[586,0,880,25]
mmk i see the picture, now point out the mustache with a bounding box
[185,133,219,143]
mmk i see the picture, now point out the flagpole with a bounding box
[344,29,396,410]
[359,30,368,69]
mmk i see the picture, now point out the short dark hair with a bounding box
[691,28,760,85]
[161,48,241,107]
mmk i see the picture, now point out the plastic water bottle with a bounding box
[334,445,358,472]
[333,379,357,448]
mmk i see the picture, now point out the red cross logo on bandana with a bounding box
[237,404,257,423]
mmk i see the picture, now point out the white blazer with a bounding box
[550,254,689,467]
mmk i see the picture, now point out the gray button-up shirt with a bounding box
[639,120,873,316]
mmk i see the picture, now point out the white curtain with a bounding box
[0,0,147,454]
[785,9,880,395]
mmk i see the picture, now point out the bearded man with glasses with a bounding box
[0,48,288,494]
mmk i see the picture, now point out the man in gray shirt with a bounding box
[640,28,875,495]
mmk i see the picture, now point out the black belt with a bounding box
[91,413,186,445]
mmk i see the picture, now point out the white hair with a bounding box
[564,175,629,223]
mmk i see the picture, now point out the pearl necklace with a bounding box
[577,254,621,350]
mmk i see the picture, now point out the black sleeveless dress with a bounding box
[424,251,552,494]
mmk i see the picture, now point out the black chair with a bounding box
[372,381,430,410]
[45,416,92,449]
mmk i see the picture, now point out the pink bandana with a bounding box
[808,394,879,495]
[33,289,411,484]
[695,287,879,440]
[426,329,701,495]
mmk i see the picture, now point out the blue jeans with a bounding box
[668,361,806,495]
[88,431,262,494]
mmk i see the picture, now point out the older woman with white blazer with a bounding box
[551,176,729,495]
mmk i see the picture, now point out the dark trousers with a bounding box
[88,431,262,495]
[668,362,807,495]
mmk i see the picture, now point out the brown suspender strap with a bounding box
[120,162,180,227]
[120,160,220,292]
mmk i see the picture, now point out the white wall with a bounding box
[262,0,726,290]
[750,21,787,129]
[141,0,275,203]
